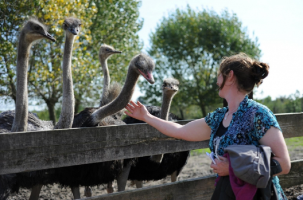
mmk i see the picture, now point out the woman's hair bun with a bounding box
[251,61,269,86]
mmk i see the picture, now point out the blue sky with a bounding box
[1,1,302,110]
[133,0,303,100]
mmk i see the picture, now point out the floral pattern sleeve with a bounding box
[252,107,282,141]
[205,107,226,130]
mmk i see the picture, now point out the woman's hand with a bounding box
[210,156,229,176]
[125,101,149,121]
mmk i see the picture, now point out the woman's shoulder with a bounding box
[248,98,280,126]
[248,99,274,115]
[205,107,227,128]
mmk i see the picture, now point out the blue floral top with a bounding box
[205,95,287,200]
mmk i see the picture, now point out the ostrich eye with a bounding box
[79,24,82,27]
[105,48,110,51]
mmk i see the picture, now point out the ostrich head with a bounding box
[130,53,155,84]
[162,78,179,96]
[22,18,56,43]
[99,44,122,60]
[63,17,82,37]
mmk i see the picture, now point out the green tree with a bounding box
[141,6,261,118]
[0,0,143,123]
[256,90,303,114]
[73,0,143,113]
[0,0,37,104]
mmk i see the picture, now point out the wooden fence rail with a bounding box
[0,113,303,200]
[1,113,302,175]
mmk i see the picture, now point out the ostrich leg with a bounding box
[171,171,177,182]
[116,161,132,191]
[71,186,81,199]
[29,184,43,200]
[84,186,92,197]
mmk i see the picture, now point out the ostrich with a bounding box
[123,78,190,187]
[0,18,56,200]
[1,17,81,200]
[23,17,82,200]
[55,53,155,198]
[83,44,123,197]
[99,44,122,107]
[54,17,81,129]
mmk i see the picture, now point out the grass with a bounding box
[285,137,303,151]
[190,136,303,156]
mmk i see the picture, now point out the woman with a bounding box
[125,53,290,200]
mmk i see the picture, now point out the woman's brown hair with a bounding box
[218,53,269,93]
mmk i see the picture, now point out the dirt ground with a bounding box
[7,147,303,200]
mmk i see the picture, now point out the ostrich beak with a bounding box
[43,32,56,42]
[138,69,155,84]
[68,27,79,35]
[112,50,122,54]
[146,72,155,84]
[172,85,179,91]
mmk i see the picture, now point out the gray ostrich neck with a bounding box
[160,92,174,120]
[99,57,110,106]
[151,92,175,163]
[93,67,139,121]
[55,34,75,129]
[11,33,31,132]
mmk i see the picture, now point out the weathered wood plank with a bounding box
[279,159,303,188]
[0,113,302,175]
[80,159,303,200]
[82,175,217,200]
[0,123,207,175]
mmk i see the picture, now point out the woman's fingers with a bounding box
[137,101,143,107]
[217,155,227,161]
[130,100,138,107]
[125,105,133,113]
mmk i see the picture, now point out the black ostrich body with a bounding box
[0,110,53,133]
[0,111,55,192]
[55,107,124,187]
[123,105,190,181]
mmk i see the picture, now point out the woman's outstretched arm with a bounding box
[125,101,211,142]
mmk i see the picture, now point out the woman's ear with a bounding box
[228,70,234,79]
[225,70,235,85]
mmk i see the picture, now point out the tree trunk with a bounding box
[179,108,184,120]
[200,104,206,117]
[74,97,81,114]
[4,56,16,104]
[46,101,56,125]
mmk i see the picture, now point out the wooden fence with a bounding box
[1,113,303,199]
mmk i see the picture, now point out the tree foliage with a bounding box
[0,0,143,123]
[257,90,303,114]
[0,0,37,103]
[141,6,261,118]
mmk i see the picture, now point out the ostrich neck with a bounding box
[160,92,175,120]
[99,57,110,106]
[151,91,176,163]
[55,34,75,129]
[93,67,139,121]
[11,33,31,132]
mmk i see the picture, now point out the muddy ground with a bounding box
[7,147,303,200]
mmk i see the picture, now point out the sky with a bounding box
[133,0,303,101]
[1,0,302,111]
